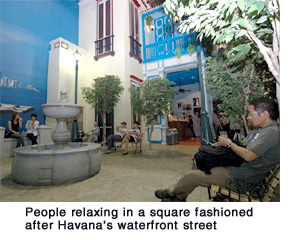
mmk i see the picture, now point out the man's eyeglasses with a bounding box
[247,111,261,116]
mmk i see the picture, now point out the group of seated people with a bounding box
[6,97,279,203]
[7,111,141,156]
[100,121,140,155]
[7,112,40,148]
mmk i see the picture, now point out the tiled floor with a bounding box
[0,143,279,202]
[178,137,202,146]
[0,143,211,202]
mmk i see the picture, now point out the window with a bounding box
[95,0,114,60]
[155,15,174,43]
[129,0,142,63]
[130,0,139,42]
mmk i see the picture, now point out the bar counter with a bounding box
[168,120,190,142]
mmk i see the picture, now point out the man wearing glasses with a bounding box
[155,97,280,202]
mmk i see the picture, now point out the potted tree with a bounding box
[129,77,176,152]
[82,75,124,141]
[145,15,154,31]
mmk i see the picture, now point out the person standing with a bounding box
[188,115,196,139]
[229,117,242,140]
[220,112,230,137]
[168,112,177,122]
[8,112,25,148]
[25,113,39,145]
[212,111,222,140]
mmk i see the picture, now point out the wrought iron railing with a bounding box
[129,36,142,63]
[94,35,115,60]
[143,32,196,63]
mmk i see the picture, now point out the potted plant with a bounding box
[129,77,176,151]
[82,75,124,141]
[145,15,154,27]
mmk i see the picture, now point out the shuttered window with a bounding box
[95,0,114,58]
[129,0,142,63]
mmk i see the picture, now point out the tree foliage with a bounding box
[164,0,280,102]
[129,77,176,149]
[81,75,124,140]
[206,52,268,133]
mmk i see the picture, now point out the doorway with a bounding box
[96,110,114,142]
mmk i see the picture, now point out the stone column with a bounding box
[37,125,53,144]
[0,126,5,142]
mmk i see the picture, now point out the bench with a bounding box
[209,164,280,202]
[0,125,53,158]
[1,137,32,158]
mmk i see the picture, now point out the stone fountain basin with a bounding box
[12,143,102,186]
[42,103,82,119]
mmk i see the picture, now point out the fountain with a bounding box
[12,90,102,185]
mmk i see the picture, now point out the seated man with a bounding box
[155,97,280,202]
[100,122,128,154]
[82,122,100,143]
[117,121,140,155]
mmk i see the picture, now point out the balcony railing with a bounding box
[94,35,115,61]
[143,32,196,63]
[129,36,142,63]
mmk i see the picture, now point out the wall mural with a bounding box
[0,0,79,130]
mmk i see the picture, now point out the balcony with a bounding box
[94,35,115,61]
[143,32,196,63]
[129,36,142,63]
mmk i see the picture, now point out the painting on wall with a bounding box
[0,0,79,130]
[182,104,192,111]
[193,97,200,107]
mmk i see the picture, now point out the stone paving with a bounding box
[0,144,211,202]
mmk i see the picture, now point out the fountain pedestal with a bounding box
[12,90,102,185]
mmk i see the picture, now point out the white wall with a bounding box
[78,0,143,132]
[46,38,93,133]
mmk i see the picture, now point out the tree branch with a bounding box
[245,30,280,84]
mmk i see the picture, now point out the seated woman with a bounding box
[25,113,39,145]
[117,121,140,155]
[8,112,25,148]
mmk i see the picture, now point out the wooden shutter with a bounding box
[105,0,111,51]
[98,2,104,54]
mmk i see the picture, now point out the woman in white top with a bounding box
[117,121,140,155]
[25,113,39,145]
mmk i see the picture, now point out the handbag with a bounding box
[193,140,245,174]
[5,131,12,138]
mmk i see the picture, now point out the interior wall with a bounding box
[173,83,202,137]
[173,83,201,119]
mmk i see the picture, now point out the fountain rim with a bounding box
[42,103,83,108]
[14,143,100,155]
